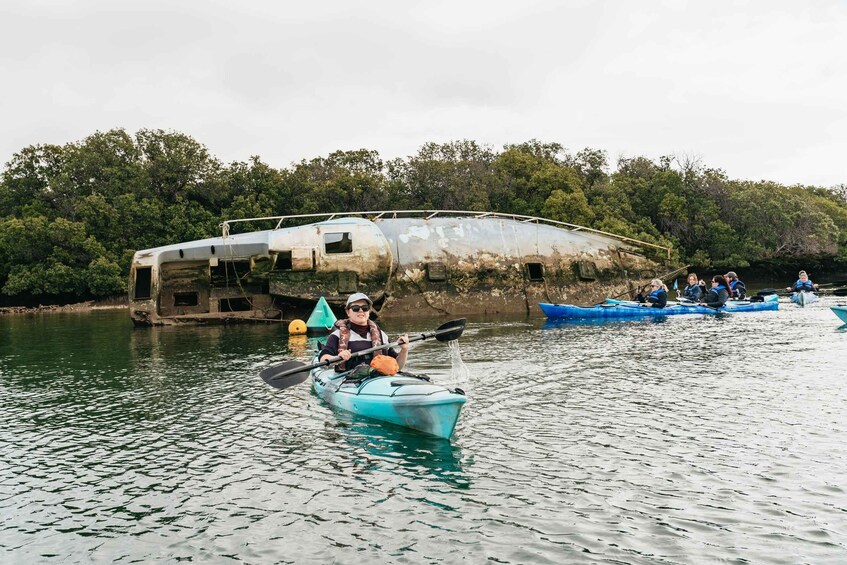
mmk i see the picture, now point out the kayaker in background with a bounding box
[679,273,704,302]
[701,275,731,308]
[724,271,747,300]
[319,293,410,372]
[785,270,819,293]
[636,279,668,308]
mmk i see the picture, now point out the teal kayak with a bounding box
[311,362,466,439]
[832,305,847,324]
[791,291,819,307]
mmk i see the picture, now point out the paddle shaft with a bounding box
[605,264,692,302]
[269,323,462,382]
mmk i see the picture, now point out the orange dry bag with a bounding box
[370,355,399,376]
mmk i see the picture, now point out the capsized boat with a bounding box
[541,299,778,319]
[311,362,466,439]
[831,304,847,324]
[791,291,819,307]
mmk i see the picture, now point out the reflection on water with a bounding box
[330,414,468,489]
[2,302,847,562]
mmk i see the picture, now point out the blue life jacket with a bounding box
[649,288,663,300]
[682,284,703,300]
[793,279,814,291]
[713,284,727,292]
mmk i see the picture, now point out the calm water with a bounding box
[2,297,846,564]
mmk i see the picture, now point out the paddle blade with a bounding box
[833,289,847,296]
[260,360,312,390]
[434,318,466,342]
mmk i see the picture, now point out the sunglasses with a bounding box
[348,304,370,312]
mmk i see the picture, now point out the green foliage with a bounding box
[2,129,846,304]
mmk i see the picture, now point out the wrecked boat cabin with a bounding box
[128,211,672,326]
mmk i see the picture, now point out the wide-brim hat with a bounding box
[345,292,373,307]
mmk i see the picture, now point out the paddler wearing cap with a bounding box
[724,271,747,300]
[318,293,410,372]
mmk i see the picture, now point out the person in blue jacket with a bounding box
[724,271,747,300]
[785,270,819,293]
[701,275,731,308]
[679,273,704,302]
[636,279,668,308]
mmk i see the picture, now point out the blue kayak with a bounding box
[540,299,777,320]
[791,291,819,307]
[605,295,779,308]
[311,362,466,439]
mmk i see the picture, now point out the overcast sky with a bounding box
[1,1,845,187]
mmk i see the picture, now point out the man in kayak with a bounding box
[701,275,731,307]
[635,279,668,308]
[724,271,747,300]
[319,293,410,372]
[785,270,819,293]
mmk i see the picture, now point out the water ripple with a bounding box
[2,302,847,562]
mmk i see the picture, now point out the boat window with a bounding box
[578,260,597,281]
[211,261,251,287]
[134,267,152,300]
[526,262,545,281]
[173,292,199,307]
[219,297,252,312]
[324,232,352,254]
[275,251,293,270]
[427,262,448,282]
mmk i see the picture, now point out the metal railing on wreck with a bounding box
[220,210,673,260]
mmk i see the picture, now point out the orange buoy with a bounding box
[288,319,307,335]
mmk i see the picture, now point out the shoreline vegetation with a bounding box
[2,128,846,309]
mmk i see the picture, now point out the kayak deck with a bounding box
[311,364,466,439]
[791,291,819,307]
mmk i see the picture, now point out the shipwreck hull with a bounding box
[128,211,670,326]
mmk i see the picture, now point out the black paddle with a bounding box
[259,319,467,390]
[597,264,692,305]
[757,288,791,297]
[816,279,847,288]
[676,297,722,312]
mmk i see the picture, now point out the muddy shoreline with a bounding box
[0,298,127,316]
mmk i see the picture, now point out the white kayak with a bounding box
[791,291,819,307]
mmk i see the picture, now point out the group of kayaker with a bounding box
[636,270,747,309]
[319,271,824,370]
[637,269,821,310]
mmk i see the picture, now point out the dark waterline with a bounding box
[2,299,846,563]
